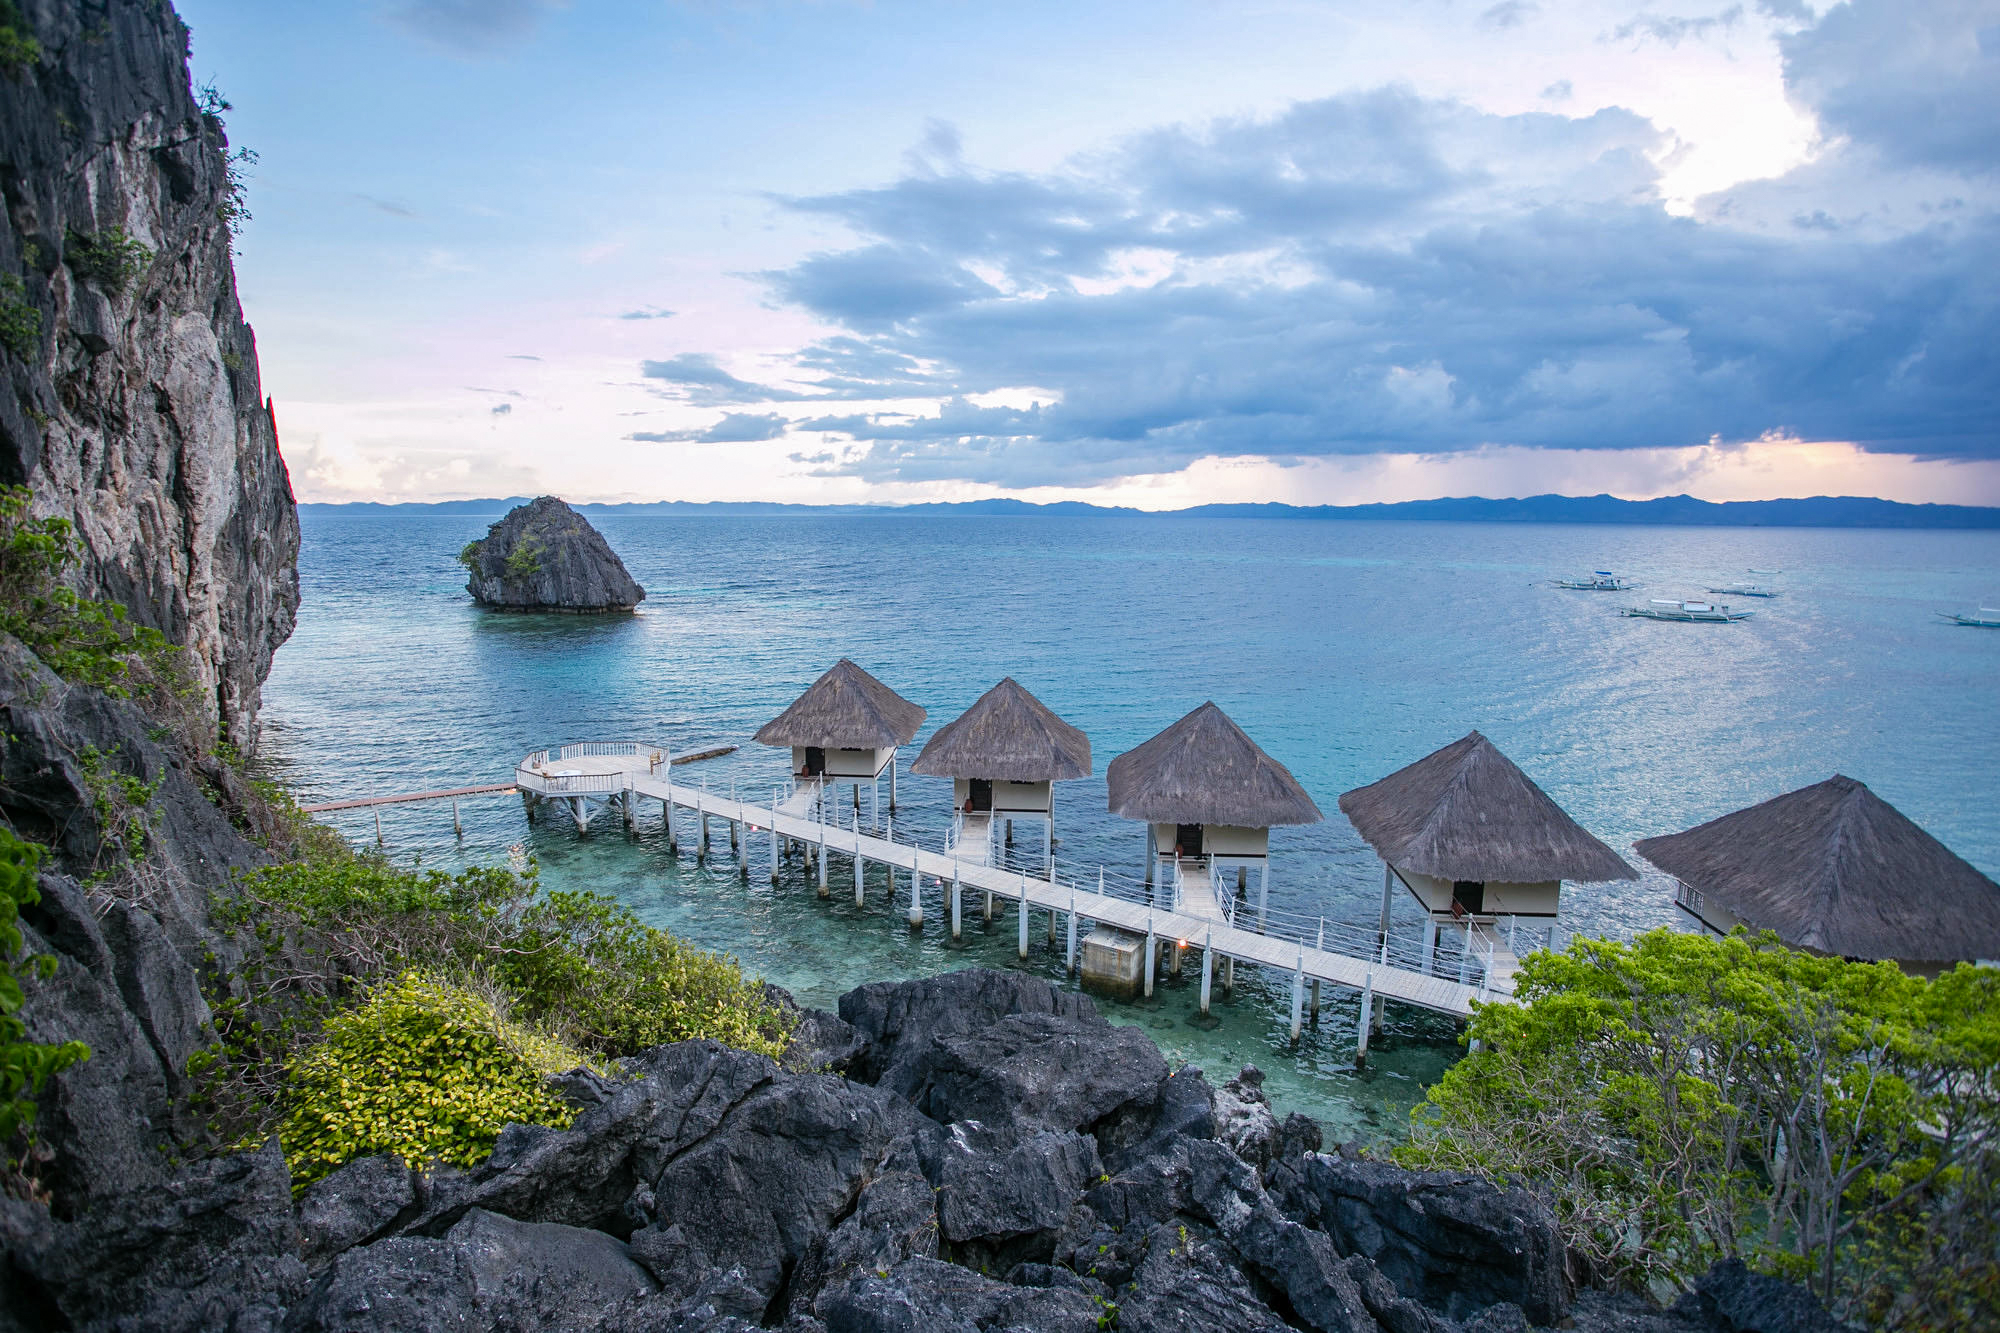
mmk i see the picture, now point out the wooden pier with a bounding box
[515,745,1522,1032]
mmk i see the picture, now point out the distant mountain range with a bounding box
[298,493,2000,529]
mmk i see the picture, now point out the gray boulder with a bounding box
[783,1163,941,1321]
[1214,1063,1283,1169]
[461,495,645,612]
[1290,1154,1570,1325]
[295,1155,419,1270]
[908,1011,1169,1137]
[1116,1220,1293,1333]
[936,1125,1101,1250]
[839,968,1100,1093]
[820,1256,1102,1333]
[1672,1259,1844,1333]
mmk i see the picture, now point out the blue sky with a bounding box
[182,0,2000,506]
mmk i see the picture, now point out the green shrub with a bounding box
[0,0,39,74]
[503,537,542,580]
[193,855,790,1152]
[0,487,210,745]
[1398,929,2000,1327]
[0,275,37,361]
[276,972,582,1189]
[457,539,483,570]
[0,830,91,1170]
[63,227,152,295]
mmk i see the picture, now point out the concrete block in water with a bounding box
[1080,926,1145,999]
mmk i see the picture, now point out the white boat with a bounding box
[1624,599,1754,623]
[1707,584,1780,598]
[1939,607,2000,628]
[1553,570,1638,591]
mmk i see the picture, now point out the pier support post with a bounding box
[665,799,677,854]
[908,857,923,929]
[1018,875,1030,959]
[1170,938,1183,978]
[1420,919,1437,975]
[855,852,867,908]
[1378,862,1394,946]
[374,806,383,847]
[771,791,781,884]
[1199,934,1213,1015]
[1356,975,1374,1065]
[983,887,993,924]
[1258,863,1269,930]
[1143,920,1156,999]
[1458,921,1474,985]
[951,861,962,941]
[699,798,709,855]
[1224,956,1235,997]
[889,759,897,812]
[1005,819,1013,847]
[817,826,828,897]
[1047,862,1058,944]
[1310,979,1321,1026]
[1065,884,1077,972]
[1144,827,1155,887]
[453,799,462,838]
[1290,952,1305,1044]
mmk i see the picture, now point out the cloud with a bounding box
[506,354,541,361]
[1781,0,2000,175]
[1610,7,1746,47]
[380,0,565,56]
[1481,1,1539,30]
[354,194,419,218]
[1542,78,1574,101]
[629,412,790,444]
[619,306,676,320]
[640,353,808,405]
[490,403,512,415]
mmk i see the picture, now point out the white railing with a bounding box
[516,769,624,796]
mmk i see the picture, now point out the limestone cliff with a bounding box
[462,495,645,612]
[0,0,299,753]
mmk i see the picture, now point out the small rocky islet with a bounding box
[460,496,646,613]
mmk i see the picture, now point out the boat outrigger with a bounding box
[1553,571,1638,591]
[1708,584,1780,598]
[1625,599,1754,623]
[1939,608,2000,628]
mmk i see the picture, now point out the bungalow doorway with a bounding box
[1452,880,1486,916]
[1174,824,1205,858]
[968,779,993,812]
[804,747,825,777]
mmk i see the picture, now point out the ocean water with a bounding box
[261,513,2000,1141]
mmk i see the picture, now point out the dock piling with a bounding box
[1289,950,1305,1044]
[452,799,462,838]
[1356,972,1374,1064]
[1143,918,1156,999]
[1199,932,1213,1015]
[951,858,962,940]
[1065,883,1078,972]
[1017,874,1029,959]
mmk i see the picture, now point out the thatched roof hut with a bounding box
[753,658,926,750]
[1106,703,1322,828]
[1338,731,1637,884]
[910,678,1091,782]
[1635,775,2000,963]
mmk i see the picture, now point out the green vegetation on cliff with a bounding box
[1400,929,2000,1329]
[192,846,790,1183]
[0,831,90,1172]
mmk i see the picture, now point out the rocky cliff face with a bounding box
[463,495,645,612]
[0,0,300,753]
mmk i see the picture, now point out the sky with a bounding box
[179,0,2000,508]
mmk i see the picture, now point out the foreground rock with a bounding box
[461,496,646,612]
[1,969,1846,1333]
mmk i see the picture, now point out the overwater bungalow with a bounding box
[1106,702,1322,918]
[909,677,1090,868]
[1338,731,1636,970]
[753,658,925,821]
[1636,774,2000,974]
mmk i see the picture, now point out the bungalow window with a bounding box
[1174,824,1205,857]
[1452,880,1485,915]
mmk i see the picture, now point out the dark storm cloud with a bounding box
[1781,0,2000,175]
[666,6,2000,488]
[629,412,790,444]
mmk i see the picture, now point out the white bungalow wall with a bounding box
[1150,824,1270,859]
[952,778,1052,815]
[792,746,895,779]
[1395,868,1560,918]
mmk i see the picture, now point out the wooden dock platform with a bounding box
[513,746,1515,1023]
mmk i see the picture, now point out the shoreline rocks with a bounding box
[1,968,1845,1332]
[460,496,646,613]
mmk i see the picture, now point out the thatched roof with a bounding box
[753,659,926,750]
[1338,731,1637,884]
[1635,775,2000,962]
[1106,703,1323,828]
[910,678,1091,782]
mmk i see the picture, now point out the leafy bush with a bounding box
[503,536,542,580]
[276,972,581,1189]
[0,831,91,1171]
[0,0,39,74]
[63,227,152,295]
[0,274,38,361]
[193,853,790,1154]
[1398,929,2000,1327]
[457,539,483,570]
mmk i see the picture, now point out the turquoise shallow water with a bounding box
[261,513,2000,1141]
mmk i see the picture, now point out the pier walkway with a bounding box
[516,745,1523,1029]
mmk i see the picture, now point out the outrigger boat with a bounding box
[1939,607,2000,628]
[1625,599,1754,623]
[1708,583,1780,597]
[1553,570,1638,591]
